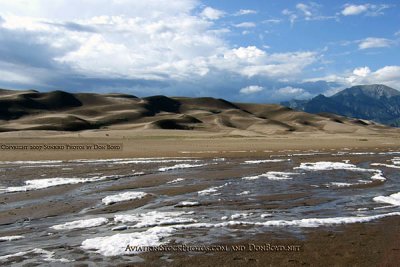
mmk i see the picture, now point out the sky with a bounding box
[0,0,399,103]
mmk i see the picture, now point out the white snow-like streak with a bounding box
[328,180,371,187]
[102,191,147,205]
[218,212,400,228]
[258,212,400,227]
[230,213,251,219]
[295,162,365,171]
[294,161,386,181]
[198,183,229,195]
[69,158,198,164]
[0,248,71,262]
[371,163,400,169]
[242,159,290,164]
[329,182,353,187]
[173,212,400,229]
[392,157,400,165]
[175,201,200,207]
[114,211,196,228]
[167,178,185,184]
[0,235,24,242]
[81,226,174,256]
[81,212,400,256]
[0,175,125,193]
[373,192,400,206]
[0,160,63,165]
[50,218,108,230]
[242,172,298,180]
[158,163,207,172]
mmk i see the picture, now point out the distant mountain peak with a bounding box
[334,84,400,99]
[281,84,400,127]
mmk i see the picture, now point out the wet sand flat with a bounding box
[141,216,400,267]
[0,131,399,266]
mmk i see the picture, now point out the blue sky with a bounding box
[0,0,399,102]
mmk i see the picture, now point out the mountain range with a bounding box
[282,84,400,127]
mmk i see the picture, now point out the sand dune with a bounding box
[0,89,396,134]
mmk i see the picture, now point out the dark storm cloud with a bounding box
[47,75,171,95]
[0,27,75,69]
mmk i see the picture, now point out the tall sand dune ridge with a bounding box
[0,88,396,135]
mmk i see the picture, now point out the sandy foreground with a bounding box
[138,217,400,267]
[0,129,399,266]
[0,129,399,161]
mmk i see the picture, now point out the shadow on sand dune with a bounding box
[0,88,392,134]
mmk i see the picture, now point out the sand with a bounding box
[0,129,399,161]
[136,217,400,267]
[0,137,399,266]
[1,89,400,266]
[0,89,397,136]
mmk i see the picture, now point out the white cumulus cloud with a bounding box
[240,85,264,94]
[353,66,371,77]
[278,86,304,95]
[341,4,390,16]
[234,9,258,16]
[358,37,392,49]
[296,3,313,17]
[200,7,224,20]
[348,66,400,88]
[277,86,311,99]
[282,2,332,24]
[307,66,400,90]
[234,22,256,28]
[341,4,369,16]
